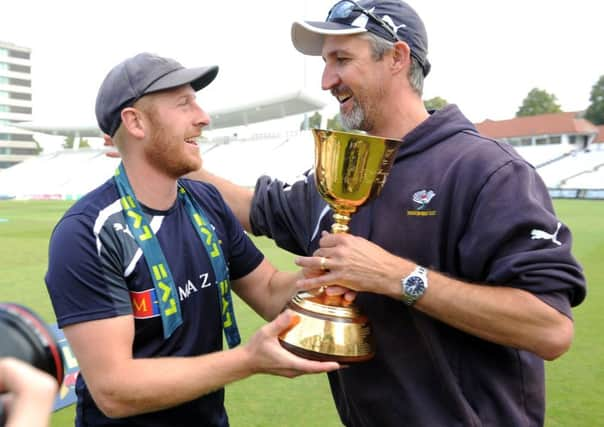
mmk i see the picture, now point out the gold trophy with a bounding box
[279,128,401,362]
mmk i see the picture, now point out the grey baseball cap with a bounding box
[95,52,218,136]
[292,0,430,76]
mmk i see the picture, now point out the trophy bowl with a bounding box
[278,128,401,362]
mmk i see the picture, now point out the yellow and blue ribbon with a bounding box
[114,163,240,346]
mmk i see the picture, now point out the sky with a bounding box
[2,0,604,132]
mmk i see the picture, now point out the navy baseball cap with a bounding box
[95,52,219,136]
[292,0,430,76]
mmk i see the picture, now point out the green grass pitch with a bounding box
[0,199,601,426]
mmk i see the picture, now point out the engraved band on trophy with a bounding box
[278,128,401,362]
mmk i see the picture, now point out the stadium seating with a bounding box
[535,149,604,188]
[201,131,314,187]
[1,133,602,200]
[514,144,576,168]
[0,149,118,199]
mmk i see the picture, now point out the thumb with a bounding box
[266,311,301,339]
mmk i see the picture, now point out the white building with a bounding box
[0,40,37,169]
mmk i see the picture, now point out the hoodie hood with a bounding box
[396,104,477,160]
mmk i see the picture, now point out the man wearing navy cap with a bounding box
[45,52,339,427]
[193,1,586,425]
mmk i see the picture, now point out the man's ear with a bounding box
[391,41,412,75]
[120,107,145,139]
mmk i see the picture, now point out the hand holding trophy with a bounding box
[279,128,400,362]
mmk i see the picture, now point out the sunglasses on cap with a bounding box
[326,0,430,75]
[326,0,400,43]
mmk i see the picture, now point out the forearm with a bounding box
[262,270,302,319]
[376,256,573,359]
[296,234,573,360]
[67,313,338,420]
[234,263,300,321]
[412,269,573,359]
[232,259,303,320]
[186,168,254,231]
[90,346,255,418]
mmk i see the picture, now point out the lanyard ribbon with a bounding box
[114,163,240,347]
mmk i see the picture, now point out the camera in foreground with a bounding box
[0,302,66,425]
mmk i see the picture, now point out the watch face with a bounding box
[406,276,425,297]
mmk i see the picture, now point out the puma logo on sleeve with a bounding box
[530,222,562,246]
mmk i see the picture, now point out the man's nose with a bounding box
[321,65,340,92]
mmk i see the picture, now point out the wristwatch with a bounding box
[401,265,428,306]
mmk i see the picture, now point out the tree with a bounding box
[300,111,322,130]
[424,96,448,111]
[516,88,562,117]
[63,135,75,149]
[326,113,345,131]
[63,136,90,149]
[585,75,604,125]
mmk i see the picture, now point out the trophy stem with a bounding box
[331,212,352,234]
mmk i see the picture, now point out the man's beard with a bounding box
[338,81,387,133]
[145,114,200,179]
[340,98,366,131]
[339,95,380,133]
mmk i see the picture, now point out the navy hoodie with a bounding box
[250,105,586,427]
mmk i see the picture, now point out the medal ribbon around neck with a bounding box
[113,163,240,347]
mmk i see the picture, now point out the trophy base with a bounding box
[278,293,375,363]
